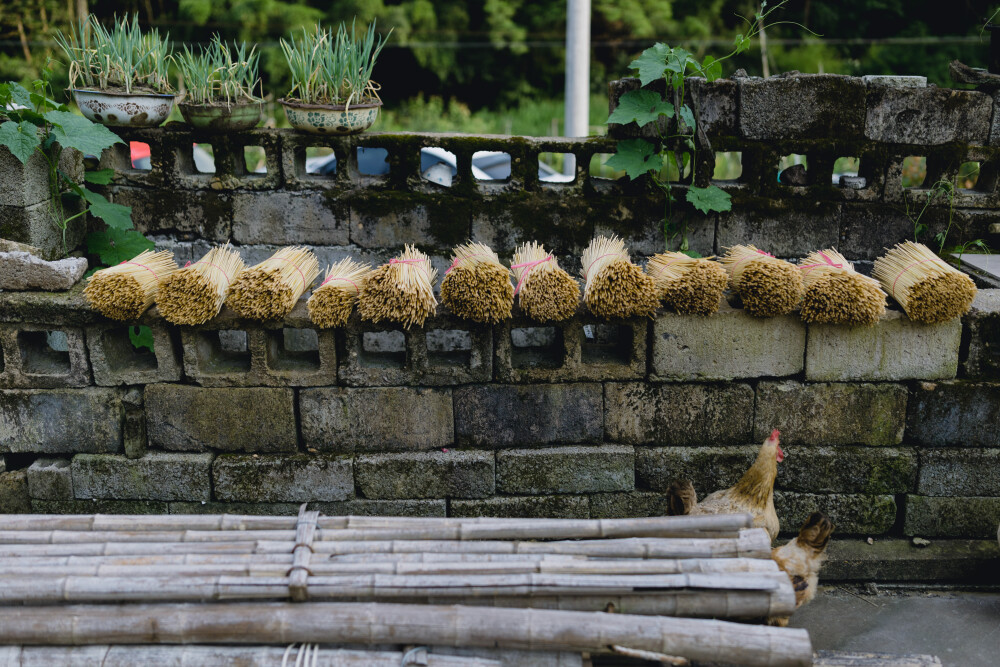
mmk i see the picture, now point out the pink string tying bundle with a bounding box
[583,253,621,281]
[729,248,777,277]
[271,255,309,288]
[511,254,553,295]
[119,260,161,281]
[800,251,844,275]
[320,275,361,293]
[891,258,944,299]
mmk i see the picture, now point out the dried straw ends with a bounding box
[226,247,319,321]
[307,287,356,328]
[441,263,514,323]
[659,261,728,316]
[84,250,178,321]
[156,270,218,325]
[357,247,438,328]
[800,273,887,326]
[737,260,804,318]
[519,269,580,322]
[586,261,660,319]
[904,272,977,324]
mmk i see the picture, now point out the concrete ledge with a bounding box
[72,452,213,501]
[212,454,353,503]
[775,492,897,536]
[904,496,1000,538]
[822,538,1000,583]
[653,303,805,381]
[806,311,961,381]
[496,445,634,495]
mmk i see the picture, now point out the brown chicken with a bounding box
[667,429,784,541]
[769,511,835,626]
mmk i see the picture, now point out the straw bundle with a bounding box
[580,236,659,319]
[510,242,580,322]
[798,249,887,326]
[646,252,728,316]
[155,245,246,325]
[720,245,804,318]
[357,245,438,328]
[440,242,514,323]
[872,241,977,324]
[84,250,178,321]
[225,247,319,321]
[307,258,374,328]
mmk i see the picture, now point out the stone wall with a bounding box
[6,73,998,266]
[2,72,1000,582]
[0,285,998,582]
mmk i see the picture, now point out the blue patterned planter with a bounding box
[280,99,381,135]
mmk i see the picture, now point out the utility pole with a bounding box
[563,0,591,175]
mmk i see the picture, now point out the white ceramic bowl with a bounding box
[280,99,381,135]
[73,89,175,127]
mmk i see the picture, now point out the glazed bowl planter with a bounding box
[179,102,262,131]
[73,89,175,127]
[280,99,381,135]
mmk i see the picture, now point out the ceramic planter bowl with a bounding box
[73,89,175,127]
[280,99,381,135]
[179,102,262,131]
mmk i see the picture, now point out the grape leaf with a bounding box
[81,188,133,231]
[678,105,696,133]
[628,43,671,86]
[3,82,33,109]
[686,185,732,214]
[129,325,155,352]
[604,139,662,180]
[44,110,123,156]
[0,120,41,164]
[701,55,723,81]
[84,168,115,185]
[607,90,674,127]
[664,47,694,74]
[86,228,153,266]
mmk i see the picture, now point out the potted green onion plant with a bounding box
[174,36,262,131]
[55,15,173,127]
[279,20,390,135]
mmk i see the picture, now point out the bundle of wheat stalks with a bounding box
[225,247,319,321]
[155,245,246,325]
[872,241,977,324]
[798,248,886,326]
[440,242,514,323]
[307,258,374,328]
[580,236,659,319]
[646,252,728,316]
[720,245,804,317]
[84,250,178,321]
[510,241,580,322]
[358,245,438,328]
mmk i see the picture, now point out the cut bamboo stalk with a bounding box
[0,645,501,667]
[0,602,814,666]
[0,572,795,617]
[0,513,752,537]
[0,530,772,560]
[0,556,779,578]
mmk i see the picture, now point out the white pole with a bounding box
[564,0,591,175]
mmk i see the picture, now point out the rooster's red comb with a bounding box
[770,429,781,440]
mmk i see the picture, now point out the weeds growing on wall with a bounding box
[0,64,150,259]
[605,1,811,255]
[904,174,992,260]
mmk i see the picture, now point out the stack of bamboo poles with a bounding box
[0,510,813,667]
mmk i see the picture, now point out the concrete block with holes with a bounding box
[493,310,646,383]
[86,322,181,386]
[0,324,90,388]
[177,303,337,388]
[337,310,491,387]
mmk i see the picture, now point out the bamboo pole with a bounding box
[0,572,795,617]
[0,531,773,560]
[0,556,779,578]
[0,645,502,667]
[0,602,814,666]
[0,513,753,538]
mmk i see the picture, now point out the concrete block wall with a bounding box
[0,287,997,552]
[48,73,998,273]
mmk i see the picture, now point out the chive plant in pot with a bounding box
[174,36,262,131]
[55,15,174,127]
[279,20,390,135]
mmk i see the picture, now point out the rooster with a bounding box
[769,511,835,626]
[667,429,784,541]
